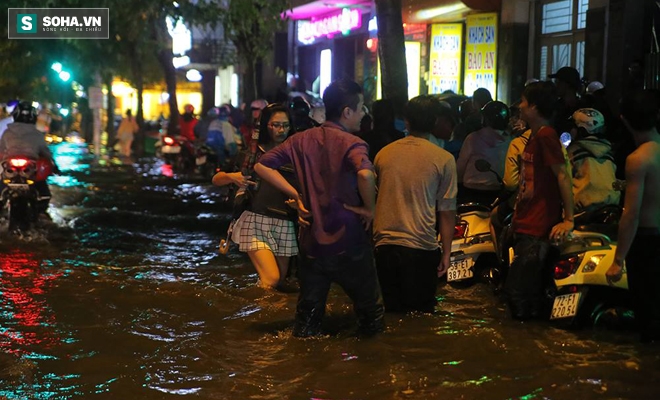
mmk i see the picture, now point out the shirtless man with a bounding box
[606,89,660,343]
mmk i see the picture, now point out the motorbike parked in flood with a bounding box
[0,156,53,232]
[547,205,630,328]
[444,159,509,286]
[490,202,629,328]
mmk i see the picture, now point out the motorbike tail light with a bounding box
[453,221,468,239]
[163,136,176,146]
[553,255,582,279]
[9,158,28,168]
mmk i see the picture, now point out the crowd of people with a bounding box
[3,66,656,343]
[211,68,660,344]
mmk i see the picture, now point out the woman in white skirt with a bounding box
[212,103,298,290]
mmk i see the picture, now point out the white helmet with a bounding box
[586,81,604,95]
[572,108,605,137]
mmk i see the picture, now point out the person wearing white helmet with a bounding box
[567,108,620,217]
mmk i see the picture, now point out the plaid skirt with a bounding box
[233,211,298,257]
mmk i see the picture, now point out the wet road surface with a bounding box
[0,142,659,399]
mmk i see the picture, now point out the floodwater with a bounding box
[1,142,659,399]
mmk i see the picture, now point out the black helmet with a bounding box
[12,101,37,123]
[481,101,509,130]
[289,96,311,116]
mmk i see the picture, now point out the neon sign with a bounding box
[297,8,362,45]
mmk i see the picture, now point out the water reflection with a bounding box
[0,144,658,398]
[0,251,63,355]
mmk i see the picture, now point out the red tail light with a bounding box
[454,221,468,239]
[554,255,582,279]
[9,158,28,168]
[163,136,176,145]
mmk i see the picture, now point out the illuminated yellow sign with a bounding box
[429,23,463,94]
[464,13,497,97]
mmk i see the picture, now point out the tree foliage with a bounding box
[220,0,291,102]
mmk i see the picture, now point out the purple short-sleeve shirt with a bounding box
[258,122,373,257]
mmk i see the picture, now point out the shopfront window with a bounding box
[537,0,588,78]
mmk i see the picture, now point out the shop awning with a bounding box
[286,0,501,22]
[285,0,373,20]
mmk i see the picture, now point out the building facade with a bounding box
[283,0,655,108]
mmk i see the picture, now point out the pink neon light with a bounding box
[298,8,362,44]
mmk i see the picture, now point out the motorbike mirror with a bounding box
[475,159,492,172]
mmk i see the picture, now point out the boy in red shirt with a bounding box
[505,81,574,320]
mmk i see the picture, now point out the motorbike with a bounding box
[490,201,628,328]
[547,205,630,328]
[195,144,225,180]
[446,202,497,285]
[158,135,196,172]
[0,156,53,232]
[444,159,508,286]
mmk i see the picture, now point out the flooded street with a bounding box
[1,142,659,399]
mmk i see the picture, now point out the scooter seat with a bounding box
[575,223,618,241]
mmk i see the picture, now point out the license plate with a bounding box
[7,183,30,191]
[195,155,207,165]
[447,257,474,282]
[550,293,581,319]
[162,145,181,154]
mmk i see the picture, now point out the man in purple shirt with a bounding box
[255,79,385,337]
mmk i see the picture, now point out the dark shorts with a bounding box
[627,227,660,342]
[375,245,441,313]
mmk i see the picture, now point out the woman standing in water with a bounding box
[212,103,298,290]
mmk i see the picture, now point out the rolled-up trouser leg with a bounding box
[293,256,332,337]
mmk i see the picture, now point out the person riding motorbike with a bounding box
[456,100,511,206]
[206,105,239,167]
[567,108,620,221]
[0,101,58,214]
[178,104,198,142]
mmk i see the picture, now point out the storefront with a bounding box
[293,6,371,98]
[287,1,503,101]
[367,17,428,101]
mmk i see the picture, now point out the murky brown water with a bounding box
[1,143,659,399]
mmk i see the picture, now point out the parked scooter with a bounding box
[0,156,53,232]
[548,205,629,328]
[445,159,509,286]
[490,200,628,328]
